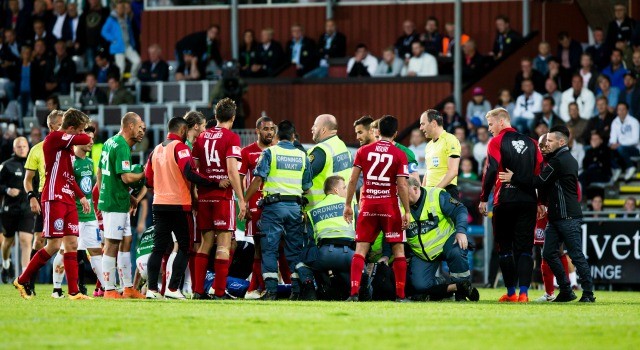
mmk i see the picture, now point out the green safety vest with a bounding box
[263,145,307,197]
[406,187,455,261]
[307,194,355,243]
[305,136,352,209]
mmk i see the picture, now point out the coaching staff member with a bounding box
[478,108,543,303]
[499,125,595,302]
[144,117,225,300]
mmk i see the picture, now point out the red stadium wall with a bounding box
[243,80,452,144]
[142,1,588,61]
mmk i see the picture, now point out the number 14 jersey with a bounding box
[354,140,408,205]
[192,127,242,200]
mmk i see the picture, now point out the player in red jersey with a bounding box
[343,115,412,302]
[191,98,246,299]
[14,109,93,300]
[239,115,275,298]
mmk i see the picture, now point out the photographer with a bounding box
[209,61,248,129]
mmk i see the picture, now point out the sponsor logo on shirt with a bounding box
[386,231,401,239]
[80,176,92,194]
[362,212,391,218]
[214,220,227,226]
[61,133,72,141]
[178,149,190,159]
[54,219,64,231]
[68,223,79,234]
[122,161,131,171]
[365,188,391,196]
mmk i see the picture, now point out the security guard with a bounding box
[245,120,312,300]
[296,176,356,301]
[305,114,352,210]
[404,177,479,302]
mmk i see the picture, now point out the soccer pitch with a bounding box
[2,285,638,349]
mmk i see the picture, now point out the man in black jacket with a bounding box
[44,40,76,95]
[317,19,346,59]
[254,28,286,77]
[500,125,595,303]
[286,24,318,77]
[138,44,169,82]
[0,137,33,283]
[175,25,223,79]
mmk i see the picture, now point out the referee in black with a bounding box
[499,125,595,302]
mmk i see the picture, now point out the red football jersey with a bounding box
[354,140,408,205]
[240,142,266,208]
[192,127,241,200]
[42,131,92,205]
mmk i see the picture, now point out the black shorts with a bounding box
[492,202,537,255]
[34,213,44,233]
[1,211,35,238]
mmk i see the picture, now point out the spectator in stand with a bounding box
[92,50,120,84]
[347,44,377,77]
[286,24,317,77]
[79,73,107,110]
[560,74,596,122]
[395,20,419,60]
[408,128,427,168]
[31,0,53,36]
[1,29,21,98]
[107,75,134,105]
[544,78,562,115]
[29,127,42,146]
[442,101,466,135]
[546,56,571,91]
[605,3,636,50]
[619,198,639,218]
[568,132,585,174]
[513,79,543,133]
[579,53,599,93]
[630,51,640,81]
[78,0,110,72]
[601,49,628,91]
[44,40,75,95]
[513,57,545,97]
[533,96,564,131]
[466,87,491,126]
[254,27,285,77]
[318,19,347,59]
[138,44,169,82]
[460,142,477,172]
[462,39,484,81]
[4,0,29,45]
[532,120,549,139]
[175,50,203,81]
[579,132,611,189]
[589,195,604,216]
[586,27,609,71]
[62,2,80,56]
[420,16,442,57]
[238,30,258,78]
[373,47,402,77]
[30,19,55,52]
[491,15,521,60]
[441,22,469,57]
[453,125,468,146]
[609,102,639,182]
[533,41,552,76]
[583,96,615,144]
[615,40,634,70]
[472,125,489,174]
[495,88,515,117]
[595,75,620,114]
[175,24,223,80]
[557,31,582,73]
[30,39,49,102]
[622,73,640,117]
[50,0,70,42]
[459,158,479,181]
[17,46,34,117]
[401,41,437,77]
[101,0,141,82]
[46,95,60,113]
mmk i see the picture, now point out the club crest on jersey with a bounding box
[512,140,528,154]
[61,133,72,141]
[431,157,439,167]
[122,161,131,170]
[232,146,241,155]
[178,149,190,159]
[54,219,64,231]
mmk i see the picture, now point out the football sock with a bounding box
[102,255,117,290]
[350,253,365,296]
[193,253,209,294]
[18,249,51,285]
[52,252,65,289]
[213,258,230,296]
[90,254,105,287]
[392,257,407,299]
[498,252,517,294]
[541,259,555,295]
[63,252,79,295]
[117,251,132,288]
[569,271,578,287]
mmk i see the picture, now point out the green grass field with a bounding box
[1,285,639,349]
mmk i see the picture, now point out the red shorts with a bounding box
[356,202,405,244]
[245,207,262,237]
[42,201,79,238]
[196,199,237,233]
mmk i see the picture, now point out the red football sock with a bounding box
[350,253,365,296]
[193,253,209,294]
[248,258,261,291]
[541,258,555,295]
[278,249,292,284]
[18,249,51,285]
[96,280,102,290]
[213,258,230,297]
[560,254,570,280]
[392,257,407,299]
[63,252,79,295]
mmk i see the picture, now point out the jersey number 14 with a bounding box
[204,139,221,167]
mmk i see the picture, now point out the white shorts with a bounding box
[102,212,132,240]
[136,254,150,280]
[78,220,102,250]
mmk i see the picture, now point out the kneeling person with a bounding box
[297,176,355,300]
[405,178,479,301]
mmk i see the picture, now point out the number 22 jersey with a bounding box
[354,140,408,205]
[192,127,241,200]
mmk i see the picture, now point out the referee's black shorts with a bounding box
[34,212,44,233]
[1,211,35,237]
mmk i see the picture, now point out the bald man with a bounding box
[305,114,353,210]
[1,137,32,282]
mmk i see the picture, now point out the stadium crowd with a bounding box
[0,2,639,302]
